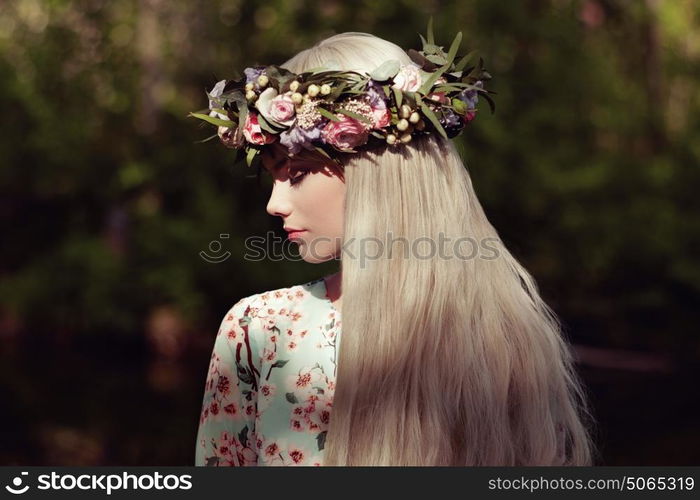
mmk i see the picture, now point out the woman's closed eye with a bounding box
[289,169,309,185]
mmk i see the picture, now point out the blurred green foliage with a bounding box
[0,0,698,359]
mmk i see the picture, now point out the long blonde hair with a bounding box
[282,32,596,465]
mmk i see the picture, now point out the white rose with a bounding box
[392,63,422,92]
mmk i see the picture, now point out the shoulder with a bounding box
[217,277,326,338]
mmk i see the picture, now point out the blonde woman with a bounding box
[193,30,596,466]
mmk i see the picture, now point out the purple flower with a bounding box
[244,67,265,85]
[458,80,483,110]
[280,125,323,154]
[440,109,465,138]
[208,80,228,120]
[440,109,461,128]
[366,80,387,108]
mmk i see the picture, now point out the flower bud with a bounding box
[291,92,303,104]
[452,97,467,114]
[289,81,300,92]
[400,133,412,143]
[396,118,409,131]
[320,84,332,95]
[307,84,320,97]
[245,90,256,100]
[409,112,420,124]
[257,75,269,87]
[386,134,397,145]
[415,119,426,131]
[245,83,254,91]
[400,104,412,119]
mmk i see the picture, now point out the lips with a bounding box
[286,230,306,240]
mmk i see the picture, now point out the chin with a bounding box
[295,242,340,264]
[298,252,338,265]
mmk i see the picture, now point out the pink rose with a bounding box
[269,93,296,126]
[372,108,391,128]
[257,87,296,127]
[321,115,369,150]
[392,63,422,92]
[243,113,276,145]
[368,98,391,129]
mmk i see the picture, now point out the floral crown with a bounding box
[190,20,495,169]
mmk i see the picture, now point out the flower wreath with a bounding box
[190,20,495,169]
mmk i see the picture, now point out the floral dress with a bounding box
[195,276,341,466]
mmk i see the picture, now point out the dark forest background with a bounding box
[1,0,698,465]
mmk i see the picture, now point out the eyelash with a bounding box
[289,170,309,186]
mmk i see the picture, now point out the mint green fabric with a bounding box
[195,276,340,466]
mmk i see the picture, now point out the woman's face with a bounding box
[261,144,346,264]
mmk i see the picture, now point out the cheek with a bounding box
[300,174,345,234]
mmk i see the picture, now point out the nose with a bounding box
[266,181,293,218]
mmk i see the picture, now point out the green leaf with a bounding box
[426,16,434,45]
[392,87,403,109]
[419,102,448,139]
[272,359,289,368]
[419,35,441,55]
[285,392,298,404]
[418,61,450,95]
[314,146,333,161]
[433,84,467,93]
[194,133,219,144]
[455,50,477,72]
[349,80,367,93]
[317,107,341,122]
[256,113,282,134]
[210,107,229,117]
[419,33,429,50]
[448,82,481,89]
[426,54,448,66]
[221,87,246,101]
[188,112,235,128]
[246,148,259,167]
[445,32,463,69]
[369,59,401,81]
[481,92,496,113]
[336,108,372,125]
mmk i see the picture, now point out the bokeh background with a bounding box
[1,0,698,465]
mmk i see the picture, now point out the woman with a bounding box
[194,31,596,466]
